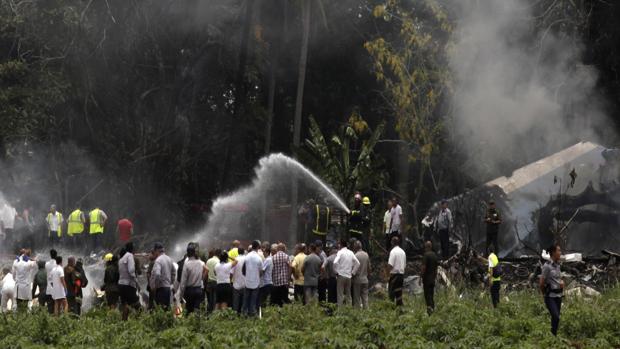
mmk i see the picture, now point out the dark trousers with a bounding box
[271,285,289,307]
[232,288,245,313]
[243,287,260,316]
[423,283,435,314]
[438,229,450,259]
[545,296,562,336]
[155,287,171,310]
[388,274,404,306]
[327,277,338,304]
[45,295,54,314]
[294,284,305,304]
[205,281,217,313]
[259,285,272,307]
[184,287,204,314]
[90,233,102,252]
[67,296,81,315]
[490,281,500,308]
[317,278,327,303]
[486,229,499,254]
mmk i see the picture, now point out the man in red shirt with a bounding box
[116,218,133,243]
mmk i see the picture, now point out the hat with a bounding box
[362,196,371,205]
[152,242,164,252]
[104,253,113,262]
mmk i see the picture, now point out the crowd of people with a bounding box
[0,194,567,337]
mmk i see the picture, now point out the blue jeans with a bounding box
[232,288,245,314]
[243,288,260,316]
[544,296,562,336]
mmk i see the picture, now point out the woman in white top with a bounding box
[214,250,237,310]
[50,256,68,315]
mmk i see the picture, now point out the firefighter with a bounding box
[311,203,331,245]
[67,206,86,250]
[359,197,372,251]
[348,193,363,242]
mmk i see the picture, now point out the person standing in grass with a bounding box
[259,244,275,307]
[242,241,263,316]
[352,240,370,309]
[333,239,360,306]
[177,242,207,314]
[215,250,237,310]
[301,243,322,304]
[205,248,221,312]
[540,244,564,336]
[387,237,406,306]
[231,247,246,314]
[488,245,501,309]
[322,247,338,304]
[291,244,307,304]
[118,242,140,321]
[51,256,68,315]
[421,241,438,315]
[271,243,291,306]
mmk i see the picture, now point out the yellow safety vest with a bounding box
[489,253,501,282]
[67,209,84,236]
[228,247,239,262]
[46,212,63,237]
[89,208,105,234]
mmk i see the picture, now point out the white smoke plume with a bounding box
[448,0,613,180]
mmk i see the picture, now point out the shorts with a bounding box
[119,285,139,306]
[215,283,232,305]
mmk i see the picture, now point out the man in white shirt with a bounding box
[231,247,246,314]
[44,249,58,314]
[333,239,360,306]
[389,198,403,241]
[243,241,263,316]
[383,199,393,251]
[388,237,406,306]
[1,267,16,313]
[13,249,38,311]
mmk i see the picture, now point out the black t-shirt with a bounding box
[422,251,438,285]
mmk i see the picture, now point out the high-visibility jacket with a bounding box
[89,208,105,234]
[489,253,501,282]
[46,212,63,237]
[67,209,84,236]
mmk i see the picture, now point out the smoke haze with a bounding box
[448,0,613,180]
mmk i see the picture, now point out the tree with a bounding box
[300,112,386,203]
[365,0,452,233]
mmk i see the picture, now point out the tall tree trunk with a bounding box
[290,0,311,245]
[293,0,311,149]
[220,0,255,190]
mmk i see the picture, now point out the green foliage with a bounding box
[300,112,387,201]
[1,288,619,348]
[365,0,452,165]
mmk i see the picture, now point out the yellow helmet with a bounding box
[104,253,113,262]
[362,196,371,205]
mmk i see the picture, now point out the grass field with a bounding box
[1,287,618,348]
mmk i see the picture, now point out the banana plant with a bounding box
[300,114,387,203]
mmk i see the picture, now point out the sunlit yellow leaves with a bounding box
[365,0,452,164]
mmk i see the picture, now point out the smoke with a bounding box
[448,0,613,180]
